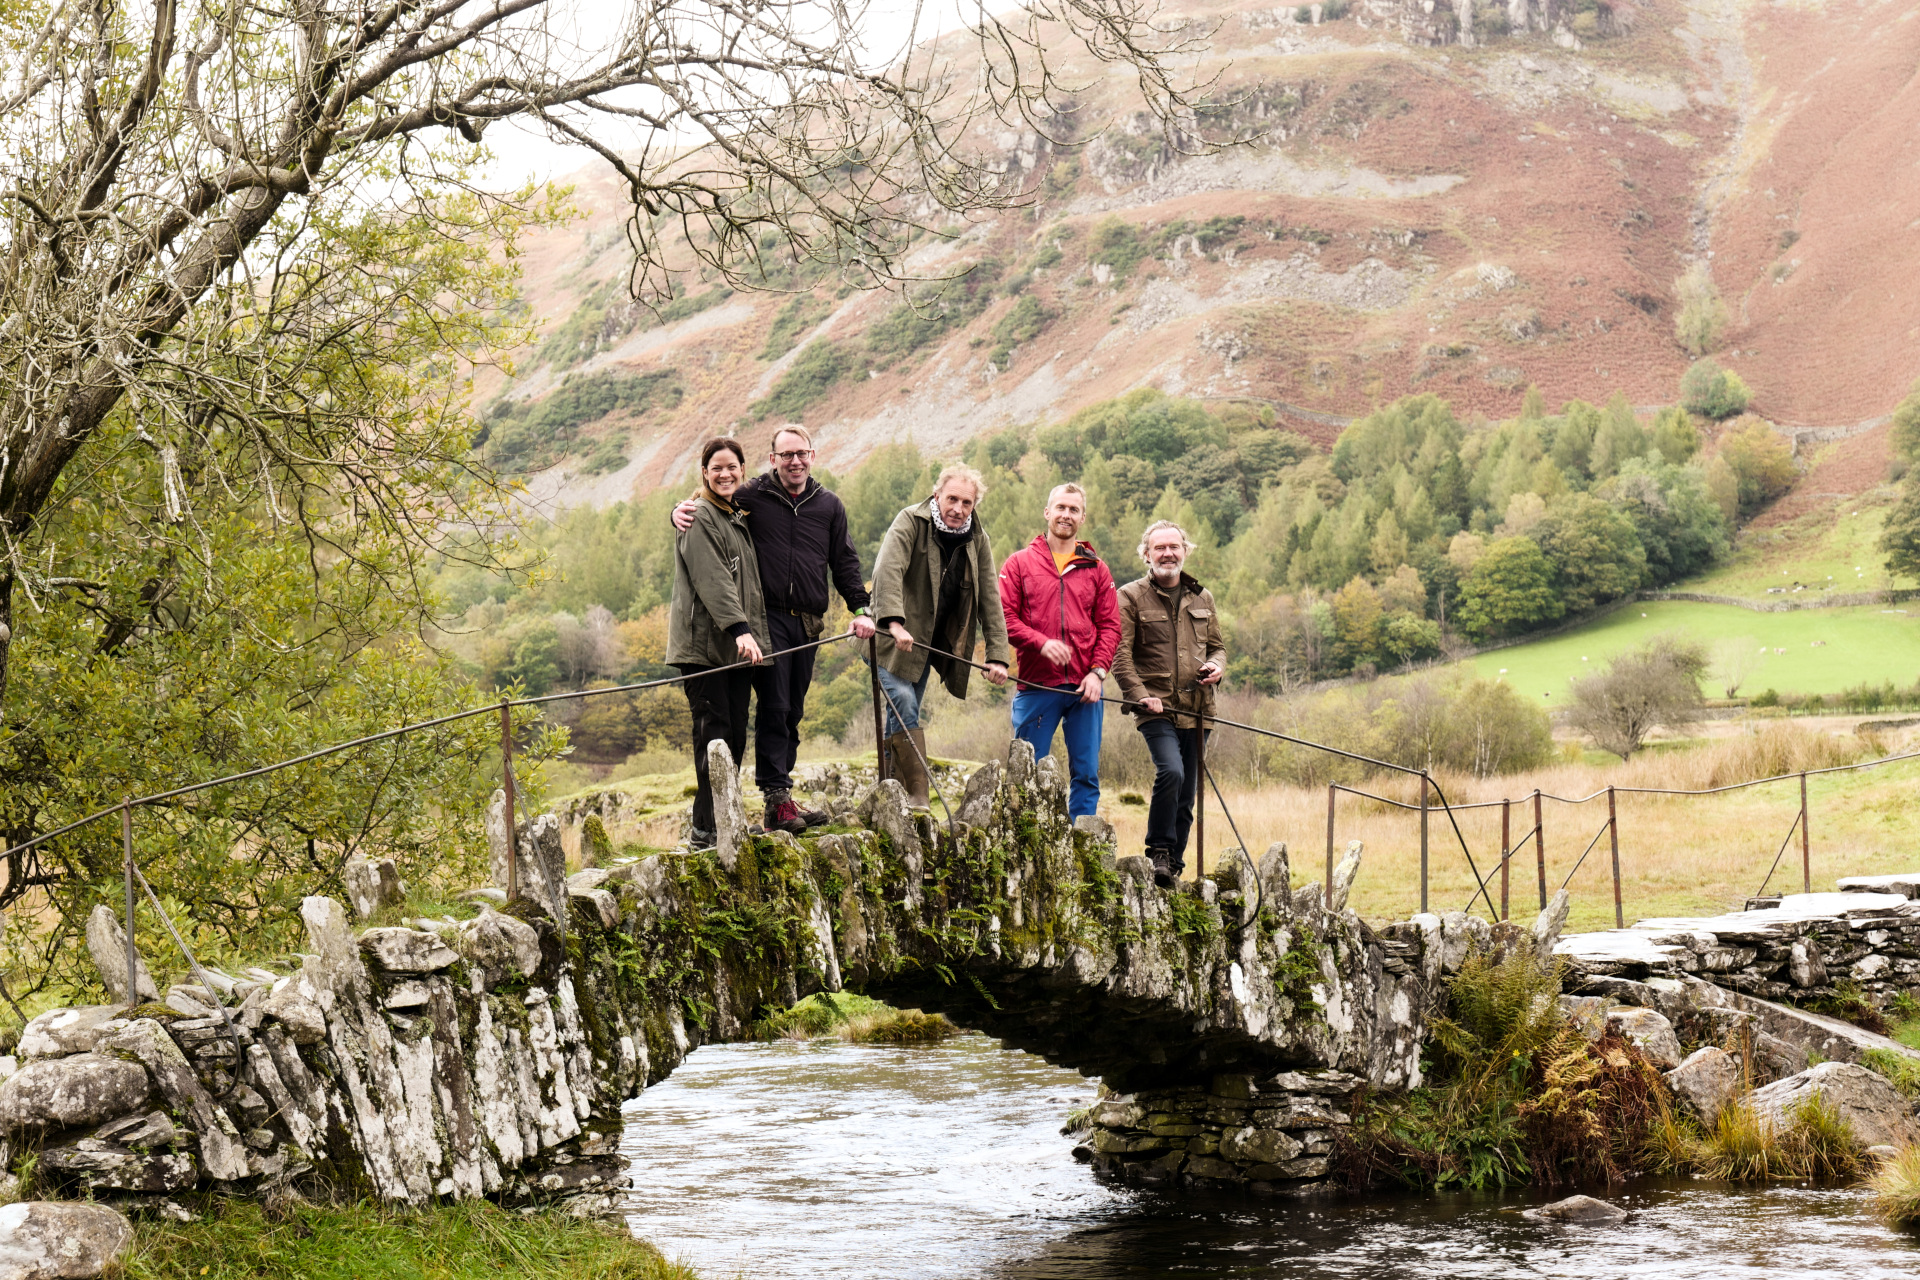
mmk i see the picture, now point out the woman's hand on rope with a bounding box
[735,633,764,663]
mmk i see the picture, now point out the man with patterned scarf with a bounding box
[868,465,1011,806]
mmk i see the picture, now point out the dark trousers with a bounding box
[680,664,752,835]
[751,611,816,797]
[1139,717,1207,870]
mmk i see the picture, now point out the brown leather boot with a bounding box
[887,730,931,808]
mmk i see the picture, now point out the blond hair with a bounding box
[1137,519,1196,564]
[770,423,813,451]
[935,464,987,501]
[1047,482,1087,507]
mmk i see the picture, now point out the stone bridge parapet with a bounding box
[0,743,1516,1210]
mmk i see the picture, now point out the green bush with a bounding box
[478,370,682,473]
[1680,359,1752,419]
[1088,216,1150,280]
[760,292,831,360]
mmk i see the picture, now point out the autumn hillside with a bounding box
[475,0,1920,514]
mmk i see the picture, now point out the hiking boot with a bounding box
[797,803,831,828]
[764,798,808,835]
[1147,847,1176,890]
[887,729,932,808]
[688,827,717,852]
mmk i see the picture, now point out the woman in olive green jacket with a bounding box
[667,437,769,847]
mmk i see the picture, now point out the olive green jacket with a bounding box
[870,499,1010,697]
[1112,573,1226,728]
[666,495,770,668]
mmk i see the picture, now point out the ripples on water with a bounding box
[620,1035,1919,1280]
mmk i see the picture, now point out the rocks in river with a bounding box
[1747,1061,1920,1149]
[0,1054,152,1135]
[1530,1194,1628,1225]
[0,1201,134,1280]
[1664,1047,1740,1127]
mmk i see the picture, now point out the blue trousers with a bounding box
[1012,685,1103,821]
[874,663,932,739]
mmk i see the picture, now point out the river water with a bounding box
[619,1034,1919,1280]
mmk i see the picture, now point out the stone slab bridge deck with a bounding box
[0,743,1552,1210]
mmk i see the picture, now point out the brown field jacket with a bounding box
[1112,573,1227,728]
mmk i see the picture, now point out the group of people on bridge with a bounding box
[666,426,1225,889]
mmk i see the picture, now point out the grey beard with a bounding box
[1150,564,1183,585]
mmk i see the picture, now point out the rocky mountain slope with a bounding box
[477,0,1920,512]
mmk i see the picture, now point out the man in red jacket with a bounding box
[998,483,1120,821]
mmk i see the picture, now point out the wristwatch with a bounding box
[1091,667,1108,681]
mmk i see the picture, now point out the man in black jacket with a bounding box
[672,425,875,832]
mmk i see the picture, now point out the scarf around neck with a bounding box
[928,495,973,537]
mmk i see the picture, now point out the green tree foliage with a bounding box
[760,294,833,361]
[1087,216,1150,279]
[1454,538,1563,640]
[1566,634,1709,760]
[1273,672,1552,782]
[1889,380,1920,472]
[1879,477,1920,583]
[1531,494,1648,613]
[1679,359,1752,419]
[1713,420,1798,517]
[1673,261,1727,358]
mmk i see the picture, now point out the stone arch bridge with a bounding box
[0,745,1553,1208]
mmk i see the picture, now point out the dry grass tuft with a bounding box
[1869,1143,1920,1226]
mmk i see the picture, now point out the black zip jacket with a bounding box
[728,474,871,616]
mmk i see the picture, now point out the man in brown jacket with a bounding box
[1111,520,1226,888]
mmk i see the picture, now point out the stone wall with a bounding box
[0,742,1448,1213]
[1555,886,1920,1006]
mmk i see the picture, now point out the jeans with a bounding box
[680,664,753,836]
[1139,717,1208,869]
[1012,685,1103,821]
[751,611,816,797]
[874,662,932,738]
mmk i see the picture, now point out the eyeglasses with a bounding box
[772,449,813,462]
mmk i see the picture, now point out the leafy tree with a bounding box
[1566,635,1709,760]
[1649,406,1702,465]
[1673,261,1728,358]
[1890,380,1920,470]
[1533,495,1648,613]
[1879,475,1920,582]
[1680,360,1753,419]
[1714,420,1798,516]
[1330,577,1386,672]
[1454,538,1563,640]
[1603,459,1728,585]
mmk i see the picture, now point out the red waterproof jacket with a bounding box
[998,535,1121,688]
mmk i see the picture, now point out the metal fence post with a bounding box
[1800,771,1810,894]
[1500,797,1511,921]
[121,798,137,1004]
[500,700,518,900]
[1533,789,1547,911]
[1194,713,1207,880]
[1324,783,1335,910]
[1608,784,1623,929]
[869,635,889,782]
[1419,772,1430,915]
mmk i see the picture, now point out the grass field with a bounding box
[1685,499,1897,600]
[1469,600,1920,701]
